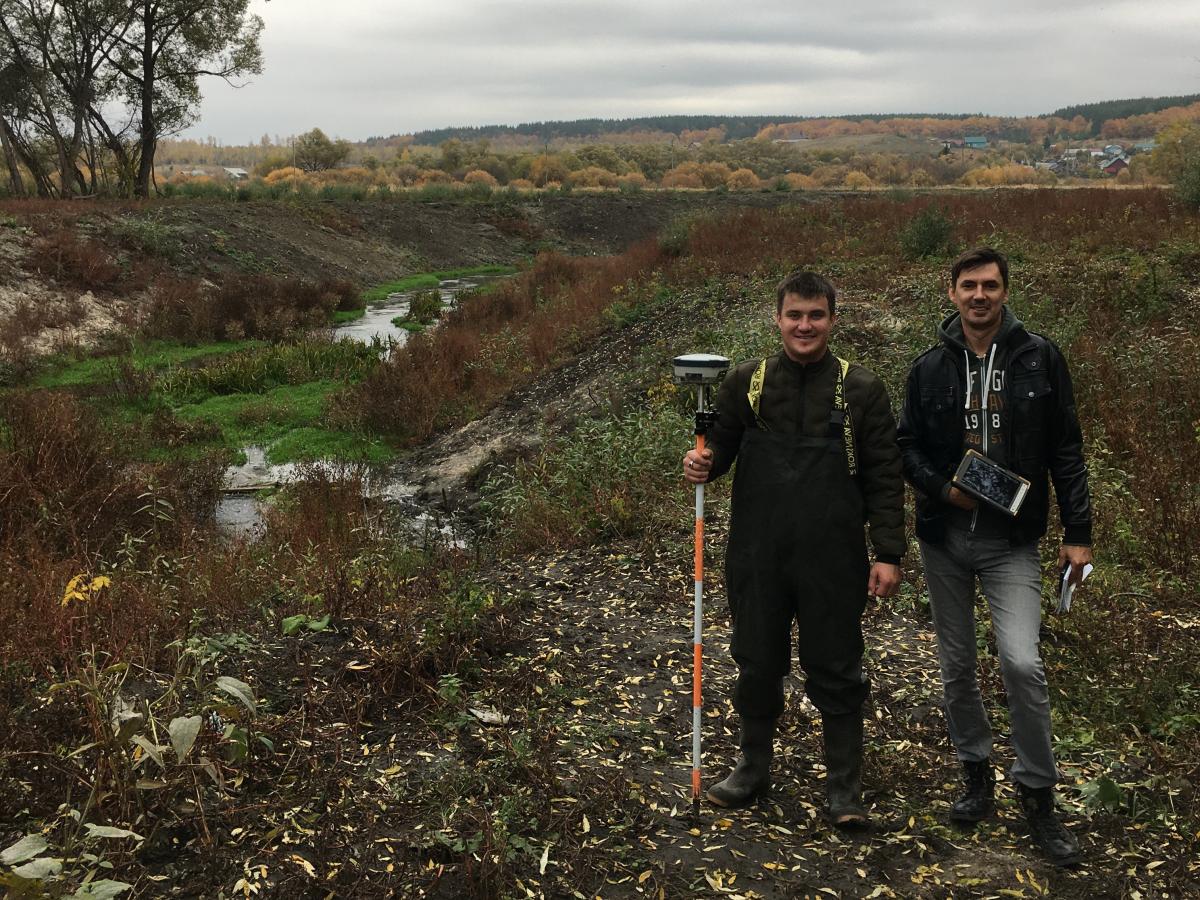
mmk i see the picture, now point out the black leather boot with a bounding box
[823,713,869,828]
[950,759,996,823]
[705,717,775,808]
[1017,784,1081,867]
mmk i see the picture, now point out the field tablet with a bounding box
[952,449,1031,517]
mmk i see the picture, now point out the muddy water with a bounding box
[213,274,505,538]
[215,453,463,544]
[331,274,501,346]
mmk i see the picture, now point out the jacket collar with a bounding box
[776,348,835,376]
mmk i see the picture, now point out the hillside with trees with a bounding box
[9,87,1200,199]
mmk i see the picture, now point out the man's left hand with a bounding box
[868,562,901,599]
[1058,544,1093,588]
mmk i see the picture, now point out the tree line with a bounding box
[390,100,1197,149]
[1051,94,1200,133]
[0,0,262,198]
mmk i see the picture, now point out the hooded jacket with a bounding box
[897,308,1092,546]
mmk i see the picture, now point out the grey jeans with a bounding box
[919,528,1058,788]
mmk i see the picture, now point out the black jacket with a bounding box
[897,310,1092,546]
[707,350,906,564]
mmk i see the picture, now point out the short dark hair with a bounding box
[776,270,837,315]
[951,246,1009,290]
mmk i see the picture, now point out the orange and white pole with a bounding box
[672,352,728,819]
[691,384,707,818]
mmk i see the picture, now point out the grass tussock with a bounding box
[482,400,691,553]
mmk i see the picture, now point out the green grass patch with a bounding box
[265,427,392,465]
[175,380,333,438]
[392,317,425,333]
[362,265,518,305]
[332,308,367,324]
[172,380,393,464]
[159,339,380,402]
[34,339,261,388]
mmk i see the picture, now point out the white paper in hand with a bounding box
[1057,562,1093,613]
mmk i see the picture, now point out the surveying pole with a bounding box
[672,353,730,817]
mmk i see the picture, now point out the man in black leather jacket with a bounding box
[897,247,1092,867]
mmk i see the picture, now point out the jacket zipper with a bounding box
[969,345,997,533]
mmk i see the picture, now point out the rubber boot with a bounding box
[823,712,869,828]
[1017,784,1081,867]
[950,759,996,823]
[705,717,775,808]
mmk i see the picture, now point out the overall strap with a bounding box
[830,357,857,476]
[746,356,857,474]
[747,358,769,430]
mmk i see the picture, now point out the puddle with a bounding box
[215,446,467,547]
[213,492,265,538]
[332,275,502,346]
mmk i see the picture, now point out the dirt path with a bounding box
[450,536,1120,899]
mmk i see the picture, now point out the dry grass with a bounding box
[141,274,360,343]
[348,241,666,443]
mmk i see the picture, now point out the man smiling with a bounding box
[897,247,1092,866]
[683,270,905,825]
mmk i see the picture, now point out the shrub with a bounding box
[392,162,421,186]
[726,168,761,190]
[0,390,222,558]
[141,275,356,343]
[263,166,306,186]
[406,288,444,325]
[961,164,1050,187]
[28,227,122,290]
[617,172,649,192]
[782,172,817,190]
[661,162,704,189]
[507,178,535,191]
[1174,157,1200,210]
[568,166,618,189]
[698,162,733,188]
[464,169,499,187]
[529,154,570,187]
[316,166,377,186]
[347,242,666,445]
[843,171,874,190]
[899,205,956,260]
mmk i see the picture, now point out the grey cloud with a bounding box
[185,0,1200,141]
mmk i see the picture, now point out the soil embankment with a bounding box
[1,191,802,358]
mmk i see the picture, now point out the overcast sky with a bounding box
[184,0,1200,143]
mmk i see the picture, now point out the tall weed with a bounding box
[482,402,691,552]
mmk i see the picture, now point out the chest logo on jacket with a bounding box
[964,366,1005,449]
